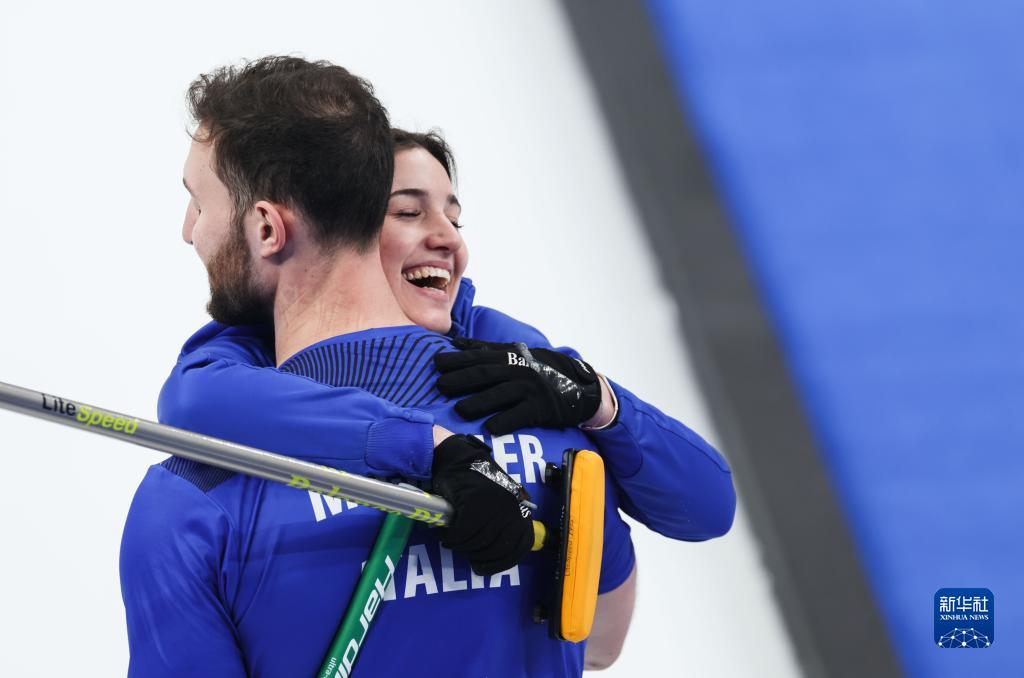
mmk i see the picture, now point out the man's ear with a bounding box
[253,200,288,257]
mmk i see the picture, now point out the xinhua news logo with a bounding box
[935,588,993,648]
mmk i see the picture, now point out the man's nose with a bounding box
[182,212,195,245]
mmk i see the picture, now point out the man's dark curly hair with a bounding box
[188,55,393,252]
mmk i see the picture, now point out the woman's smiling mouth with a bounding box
[402,265,452,299]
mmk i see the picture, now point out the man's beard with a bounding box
[206,218,273,326]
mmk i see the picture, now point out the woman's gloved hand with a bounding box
[435,338,602,434]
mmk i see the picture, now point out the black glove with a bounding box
[431,434,535,576]
[435,338,602,435]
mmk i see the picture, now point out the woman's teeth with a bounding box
[403,266,451,290]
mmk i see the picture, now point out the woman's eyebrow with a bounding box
[389,188,426,199]
[389,188,460,208]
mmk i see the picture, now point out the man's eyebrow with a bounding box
[448,195,461,209]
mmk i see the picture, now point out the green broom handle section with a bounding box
[316,513,414,678]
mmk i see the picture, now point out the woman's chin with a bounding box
[399,282,454,334]
[407,308,451,335]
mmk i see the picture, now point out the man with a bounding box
[120,56,637,677]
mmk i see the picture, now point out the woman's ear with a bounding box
[254,200,287,257]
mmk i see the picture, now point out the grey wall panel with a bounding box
[558,1,901,676]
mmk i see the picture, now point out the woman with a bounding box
[157,129,735,669]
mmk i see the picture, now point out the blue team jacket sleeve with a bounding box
[592,379,735,541]
[598,468,637,594]
[158,322,436,479]
[462,304,736,541]
[120,466,246,677]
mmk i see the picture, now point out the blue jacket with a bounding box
[156,278,736,541]
[122,326,636,677]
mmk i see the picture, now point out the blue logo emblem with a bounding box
[935,588,993,648]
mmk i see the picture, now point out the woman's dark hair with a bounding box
[391,128,457,184]
[188,56,393,252]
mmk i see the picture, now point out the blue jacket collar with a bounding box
[278,326,453,408]
[448,277,476,338]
